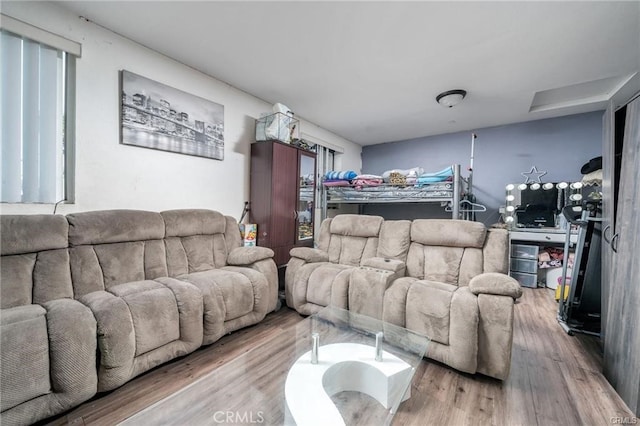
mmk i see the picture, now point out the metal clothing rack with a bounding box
[557,200,602,336]
[460,133,486,221]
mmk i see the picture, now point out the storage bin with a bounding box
[511,271,538,288]
[510,243,539,259]
[256,112,299,143]
[510,257,538,274]
[545,266,572,290]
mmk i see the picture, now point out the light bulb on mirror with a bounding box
[557,182,568,189]
[506,206,515,212]
[518,184,527,191]
[543,183,554,190]
[505,184,515,191]
[506,195,515,202]
[570,182,583,189]
[570,193,583,201]
[530,183,541,190]
[505,216,515,223]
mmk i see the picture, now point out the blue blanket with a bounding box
[325,170,358,181]
[416,166,453,185]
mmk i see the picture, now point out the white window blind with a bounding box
[1,28,73,203]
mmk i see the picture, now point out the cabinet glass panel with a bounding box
[297,153,315,242]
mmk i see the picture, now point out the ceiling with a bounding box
[57,1,640,146]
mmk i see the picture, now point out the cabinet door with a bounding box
[270,142,298,248]
[603,97,640,414]
[601,103,614,344]
[296,151,316,244]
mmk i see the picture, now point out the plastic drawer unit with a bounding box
[510,243,539,260]
[509,243,539,288]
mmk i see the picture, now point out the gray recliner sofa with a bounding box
[66,209,206,392]
[285,215,522,380]
[0,209,277,425]
[0,215,97,425]
[285,214,410,315]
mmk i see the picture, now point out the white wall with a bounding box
[0,2,362,218]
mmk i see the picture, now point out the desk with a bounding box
[509,228,576,288]
[509,228,578,244]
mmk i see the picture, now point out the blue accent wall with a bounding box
[360,111,603,224]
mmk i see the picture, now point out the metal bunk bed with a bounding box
[321,164,466,220]
[319,134,486,221]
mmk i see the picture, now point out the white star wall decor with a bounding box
[521,166,547,184]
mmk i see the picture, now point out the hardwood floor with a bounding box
[47,288,634,426]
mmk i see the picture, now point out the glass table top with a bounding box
[120,306,430,426]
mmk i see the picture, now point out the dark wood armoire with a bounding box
[249,140,316,267]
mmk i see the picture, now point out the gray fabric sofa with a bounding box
[285,215,522,380]
[0,209,277,425]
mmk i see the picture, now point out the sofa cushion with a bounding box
[377,220,411,261]
[406,280,456,345]
[1,249,74,309]
[0,214,68,256]
[109,280,181,356]
[1,215,73,309]
[162,209,226,237]
[67,210,168,296]
[0,305,50,411]
[306,264,353,307]
[407,244,465,284]
[329,214,383,238]
[67,210,164,246]
[165,234,229,275]
[70,240,168,297]
[411,219,486,248]
[328,235,378,266]
[0,254,36,308]
[179,269,256,321]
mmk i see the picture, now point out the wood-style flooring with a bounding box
[46,288,635,425]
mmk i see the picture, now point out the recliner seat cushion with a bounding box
[108,280,181,356]
[305,263,353,306]
[179,269,255,321]
[406,280,456,345]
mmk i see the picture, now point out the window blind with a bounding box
[1,29,68,203]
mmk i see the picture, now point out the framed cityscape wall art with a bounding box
[120,70,224,160]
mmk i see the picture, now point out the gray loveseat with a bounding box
[285,214,522,380]
[0,209,277,425]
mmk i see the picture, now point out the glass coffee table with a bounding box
[120,307,429,425]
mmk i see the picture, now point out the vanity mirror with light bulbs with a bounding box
[503,181,592,289]
[503,181,587,230]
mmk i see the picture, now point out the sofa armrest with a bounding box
[78,291,135,391]
[227,246,274,266]
[360,257,406,274]
[469,272,523,299]
[289,247,329,263]
[41,299,98,397]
